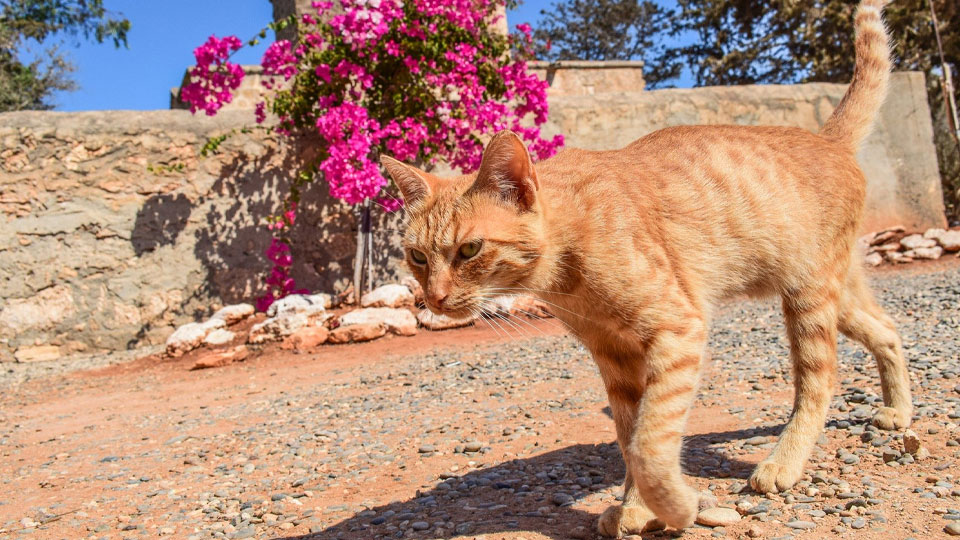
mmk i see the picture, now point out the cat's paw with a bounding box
[645,484,699,530]
[749,460,802,493]
[597,505,664,538]
[872,406,911,430]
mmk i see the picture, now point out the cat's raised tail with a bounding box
[819,0,892,149]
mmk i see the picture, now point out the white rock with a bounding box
[864,252,883,267]
[924,228,947,240]
[211,304,255,325]
[340,307,417,336]
[166,322,208,357]
[248,311,332,344]
[906,246,943,260]
[14,345,61,363]
[417,309,474,330]
[900,234,937,250]
[199,318,226,332]
[903,429,922,454]
[267,294,331,318]
[361,284,415,308]
[696,507,741,527]
[935,230,960,252]
[204,329,236,346]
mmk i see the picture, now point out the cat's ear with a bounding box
[380,155,434,206]
[472,130,540,211]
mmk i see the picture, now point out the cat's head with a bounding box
[381,131,547,319]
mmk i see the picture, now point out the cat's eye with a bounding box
[409,249,427,265]
[459,240,483,259]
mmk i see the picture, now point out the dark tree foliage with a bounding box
[531,0,682,88]
[0,0,130,111]
[672,0,957,87]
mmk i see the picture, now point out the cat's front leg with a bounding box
[624,318,707,530]
[596,364,664,537]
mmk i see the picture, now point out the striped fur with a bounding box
[381,0,910,534]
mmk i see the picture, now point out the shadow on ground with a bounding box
[284,418,785,540]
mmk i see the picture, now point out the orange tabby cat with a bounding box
[381,0,911,534]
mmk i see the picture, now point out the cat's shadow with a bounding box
[281,415,782,540]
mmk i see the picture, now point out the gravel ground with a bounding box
[1,262,958,540]
[0,345,163,390]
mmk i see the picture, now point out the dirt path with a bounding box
[1,260,959,540]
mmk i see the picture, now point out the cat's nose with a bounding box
[428,293,449,309]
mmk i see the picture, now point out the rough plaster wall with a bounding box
[0,72,945,360]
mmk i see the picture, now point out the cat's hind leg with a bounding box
[838,265,912,430]
[750,279,841,493]
[596,361,664,537]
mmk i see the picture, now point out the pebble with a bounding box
[946,523,960,536]
[231,526,256,539]
[696,507,741,527]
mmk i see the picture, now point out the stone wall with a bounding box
[529,61,646,96]
[0,71,945,361]
[0,111,397,362]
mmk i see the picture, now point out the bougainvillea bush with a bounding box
[182,0,563,310]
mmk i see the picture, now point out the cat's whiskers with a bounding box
[482,290,588,322]
[476,299,537,339]
[475,298,529,339]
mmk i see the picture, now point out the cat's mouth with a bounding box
[424,301,475,321]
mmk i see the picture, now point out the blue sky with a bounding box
[36,0,672,111]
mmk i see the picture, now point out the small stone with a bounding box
[361,284,415,308]
[945,523,960,536]
[864,252,883,266]
[900,234,937,250]
[747,525,763,538]
[463,441,483,452]
[14,344,61,363]
[904,429,922,454]
[696,507,741,527]
[281,326,329,351]
[267,294,331,317]
[327,323,386,344]
[418,444,436,453]
[203,328,236,346]
[935,230,960,251]
[339,307,417,336]
[417,310,474,330]
[211,303,255,325]
[231,526,256,539]
[551,493,574,506]
[851,518,866,529]
[165,323,208,357]
[786,520,816,530]
[190,345,249,370]
[909,246,943,260]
